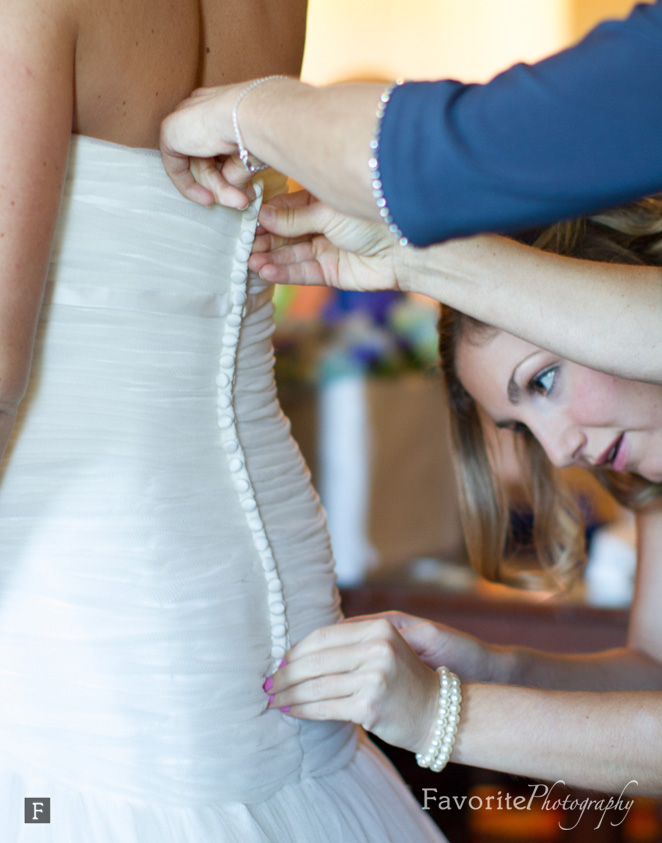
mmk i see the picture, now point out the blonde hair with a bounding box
[440,197,662,588]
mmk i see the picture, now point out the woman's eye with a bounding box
[530,367,557,396]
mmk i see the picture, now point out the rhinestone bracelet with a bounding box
[415,666,462,773]
[368,79,408,247]
[232,75,288,174]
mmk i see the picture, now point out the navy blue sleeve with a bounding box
[378,1,662,246]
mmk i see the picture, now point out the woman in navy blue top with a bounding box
[162,1,662,246]
[160,1,662,382]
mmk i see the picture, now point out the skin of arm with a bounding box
[269,503,662,793]
[249,192,662,384]
[400,234,662,385]
[0,0,77,464]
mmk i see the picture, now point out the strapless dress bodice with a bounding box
[0,135,356,805]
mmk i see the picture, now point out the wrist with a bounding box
[393,236,487,303]
[392,239,422,293]
[237,77,311,168]
[487,644,526,685]
[231,76,291,173]
[415,666,463,772]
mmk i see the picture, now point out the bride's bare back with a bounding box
[0,0,306,459]
[74,0,307,147]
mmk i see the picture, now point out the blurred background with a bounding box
[273,1,661,839]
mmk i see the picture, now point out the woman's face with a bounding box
[456,330,662,482]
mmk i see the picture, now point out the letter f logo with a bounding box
[25,797,51,823]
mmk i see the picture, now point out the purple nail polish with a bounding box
[264,676,273,692]
[279,659,287,668]
[280,706,290,712]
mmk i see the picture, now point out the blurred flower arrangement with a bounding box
[273,286,441,383]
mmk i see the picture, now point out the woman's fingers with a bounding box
[288,618,398,663]
[270,666,360,711]
[266,618,442,751]
[160,84,254,207]
[344,611,422,631]
[257,196,329,240]
[271,638,384,698]
[270,670,390,731]
[189,157,254,209]
[249,239,328,285]
[159,149,216,206]
[219,154,262,193]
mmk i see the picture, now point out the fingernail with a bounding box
[279,659,287,669]
[260,206,274,221]
[280,706,290,713]
[263,676,273,692]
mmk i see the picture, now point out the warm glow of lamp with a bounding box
[302,0,642,85]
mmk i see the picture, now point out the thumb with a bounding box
[258,200,331,240]
[398,622,446,666]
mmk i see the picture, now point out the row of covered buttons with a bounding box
[215,182,289,667]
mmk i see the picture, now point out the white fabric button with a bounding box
[261,554,276,572]
[234,478,250,494]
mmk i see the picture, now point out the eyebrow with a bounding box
[505,350,542,406]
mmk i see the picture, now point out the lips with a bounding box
[611,433,629,472]
[596,433,627,471]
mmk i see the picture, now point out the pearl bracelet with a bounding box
[232,75,288,174]
[415,666,462,773]
[368,79,408,247]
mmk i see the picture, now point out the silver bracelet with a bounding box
[232,75,288,174]
[415,666,462,773]
[368,79,408,247]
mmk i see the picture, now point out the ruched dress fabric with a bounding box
[0,136,444,842]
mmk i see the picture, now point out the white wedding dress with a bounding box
[0,136,444,841]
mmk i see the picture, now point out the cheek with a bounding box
[566,368,620,423]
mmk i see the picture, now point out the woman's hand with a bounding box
[160,83,258,209]
[248,190,401,292]
[267,618,440,753]
[353,611,499,683]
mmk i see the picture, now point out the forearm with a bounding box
[232,79,384,220]
[378,3,662,246]
[453,683,662,795]
[489,643,662,692]
[398,234,662,383]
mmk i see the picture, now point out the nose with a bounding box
[533,419,586,468]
